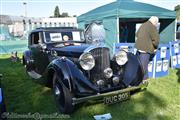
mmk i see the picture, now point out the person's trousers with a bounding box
[136,51,151,80]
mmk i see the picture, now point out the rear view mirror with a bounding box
[39,44,47,52]
[40,44,47,50]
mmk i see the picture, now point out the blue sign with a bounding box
[170,41,180,69]
[154,44,170,77]
[0,88,2,103]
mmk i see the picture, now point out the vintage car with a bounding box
[22,26,148,114]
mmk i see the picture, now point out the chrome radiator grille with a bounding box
[90,47,110,81]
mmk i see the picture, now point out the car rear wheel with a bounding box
[52,72,74,114]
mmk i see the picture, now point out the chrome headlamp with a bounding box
[115,50,128,65]
[79,53,95,70]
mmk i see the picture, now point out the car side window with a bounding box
[31,32,42,45]
[178,26,180,31]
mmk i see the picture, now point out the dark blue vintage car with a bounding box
[23,26,148,114]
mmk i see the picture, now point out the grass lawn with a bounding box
[0,54,180,120]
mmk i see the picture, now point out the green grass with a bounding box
[0,54,180,120]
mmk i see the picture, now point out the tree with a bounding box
[54,6,60,17]
[61,12,69,17]
[175,5,180,20]
[175,5,180,11]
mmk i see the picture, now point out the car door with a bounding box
[29,32,49,74]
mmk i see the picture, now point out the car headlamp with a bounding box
[115,50,128,65]
[79,53,95,70]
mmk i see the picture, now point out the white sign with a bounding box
[172,56,177,66]
[174,43,179,54]
[160,47,166,58]
[72,31,81,41]
[162,60,169,72]
[156,61,162,72]
[148,61,153,72]
[50,33,62,42]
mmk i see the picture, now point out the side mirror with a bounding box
[39,44,47,52]
[41,44,47,50]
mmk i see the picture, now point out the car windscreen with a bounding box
[44,31,85,43]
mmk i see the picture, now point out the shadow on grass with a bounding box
[0,57,58,113]
[176,68,180,83]
[72,90,170,120]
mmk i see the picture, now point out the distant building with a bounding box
[0,15,77,40]
[42,17,77,27]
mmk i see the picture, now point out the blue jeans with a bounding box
[136,51,151,80]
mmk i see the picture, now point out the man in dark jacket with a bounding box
[135,16,160,80]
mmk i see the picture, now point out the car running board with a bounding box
[27,71,42,79]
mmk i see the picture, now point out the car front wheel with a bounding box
[52,72,74,114]
[23,56,34,72]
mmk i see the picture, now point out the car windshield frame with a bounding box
[43,30,85,44]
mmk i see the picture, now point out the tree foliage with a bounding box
[175,5,180,20]
[54,6,60,18]
[175,5,180,11]
[61,12,69,17]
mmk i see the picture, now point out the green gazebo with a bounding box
[78,0,176,53]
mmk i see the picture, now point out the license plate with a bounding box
[104,92,130,104]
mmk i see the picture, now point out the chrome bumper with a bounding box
[72,80,148,105]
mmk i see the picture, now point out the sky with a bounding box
[0,0,179,17]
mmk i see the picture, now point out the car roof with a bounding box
[30,27,83,33]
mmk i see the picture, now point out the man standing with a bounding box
[135,16,160,80]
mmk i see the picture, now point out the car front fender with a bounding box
[47,57,98,96]
[122,52,144,86]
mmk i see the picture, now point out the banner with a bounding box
[170,41,180,69]
[154,44,170,77]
